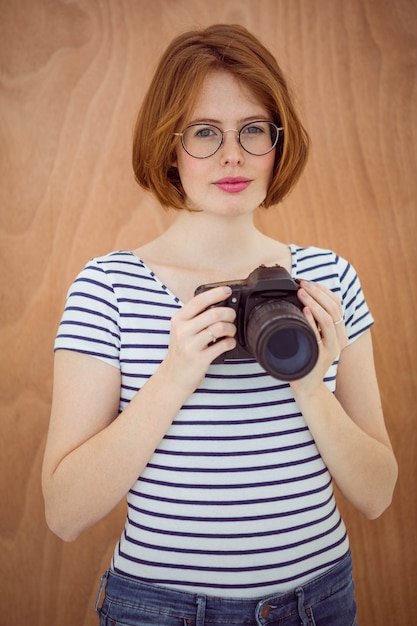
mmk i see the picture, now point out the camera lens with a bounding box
[246,300,319,381]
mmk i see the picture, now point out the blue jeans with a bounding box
[96,551,358,625]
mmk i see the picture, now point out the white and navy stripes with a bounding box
[55,245,373,597]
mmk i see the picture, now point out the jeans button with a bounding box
[261,604,271,618]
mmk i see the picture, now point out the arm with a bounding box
[42,286,236,541]
[291,281,398,519]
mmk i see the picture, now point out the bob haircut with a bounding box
[132,24,310,210]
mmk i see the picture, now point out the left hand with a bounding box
[290,280,349,394]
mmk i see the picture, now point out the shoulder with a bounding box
[290,244,343,270]
[86,250,138,273]
[289,244,354,285]
[71,251,151,288]
[64,251,143,312]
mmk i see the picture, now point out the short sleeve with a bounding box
[337,256,374,343]
[54,259,121,367]
[290,245,374,345]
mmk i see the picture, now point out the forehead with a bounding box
[188,70,268,123]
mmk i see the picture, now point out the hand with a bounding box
[290,280,349,395]
[163,286,237,393]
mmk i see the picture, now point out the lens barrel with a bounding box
[246,300,319,381]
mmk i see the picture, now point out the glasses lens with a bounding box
[180,122,279,158]
[182,124,222,158]
[239,122,279,156]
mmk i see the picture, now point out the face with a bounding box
[173,71,276,216]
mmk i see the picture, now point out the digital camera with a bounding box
[195,265,319,381]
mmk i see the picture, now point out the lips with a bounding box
[214,177,252,193]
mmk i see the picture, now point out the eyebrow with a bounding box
[187,116,271,126]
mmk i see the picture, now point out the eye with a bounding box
[241,122,266,135]
[193,125,221,139]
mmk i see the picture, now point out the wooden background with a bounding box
[1,0,416,624]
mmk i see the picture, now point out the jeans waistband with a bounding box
[96,550,353,623]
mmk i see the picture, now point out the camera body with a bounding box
[195,265,318,381]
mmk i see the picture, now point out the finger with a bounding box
[176,322,235,369]
[181,286,233,321]
[206,327,217,344]
[197,304,237,333]
[299,280,343,323]
[204,317,237,343]
[297,286,334,330]
[203,325,237,357]
[334,315,344,326]
[298,285,348,350]
[302,306,322,344]
[170,299,236,356]
[175,286,236,346]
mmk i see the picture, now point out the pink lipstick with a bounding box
[214,177,251,193]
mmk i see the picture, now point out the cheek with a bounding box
[174,166,203,209]
[265,153,276,181]
[259,156,275,196]
[175,154,206,191]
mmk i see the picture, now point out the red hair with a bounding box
[133,24,309,210]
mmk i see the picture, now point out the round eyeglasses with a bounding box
[174,121,282,159]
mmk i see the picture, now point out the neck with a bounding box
[165,210,264,269]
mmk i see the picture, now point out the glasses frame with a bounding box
[174,120,283,159]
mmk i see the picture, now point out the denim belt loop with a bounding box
[295,586,312,626]
[195,594,207,626]
[95,569,110,614]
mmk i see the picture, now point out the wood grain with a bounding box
[1,0,416,624]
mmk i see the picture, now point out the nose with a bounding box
[219,128,244,165]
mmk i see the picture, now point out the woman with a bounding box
[42,24,397,625]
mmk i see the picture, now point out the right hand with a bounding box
[163,286,237,392]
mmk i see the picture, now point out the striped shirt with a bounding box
[55,245,374,597]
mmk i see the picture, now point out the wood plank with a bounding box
[1,0,415,623]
